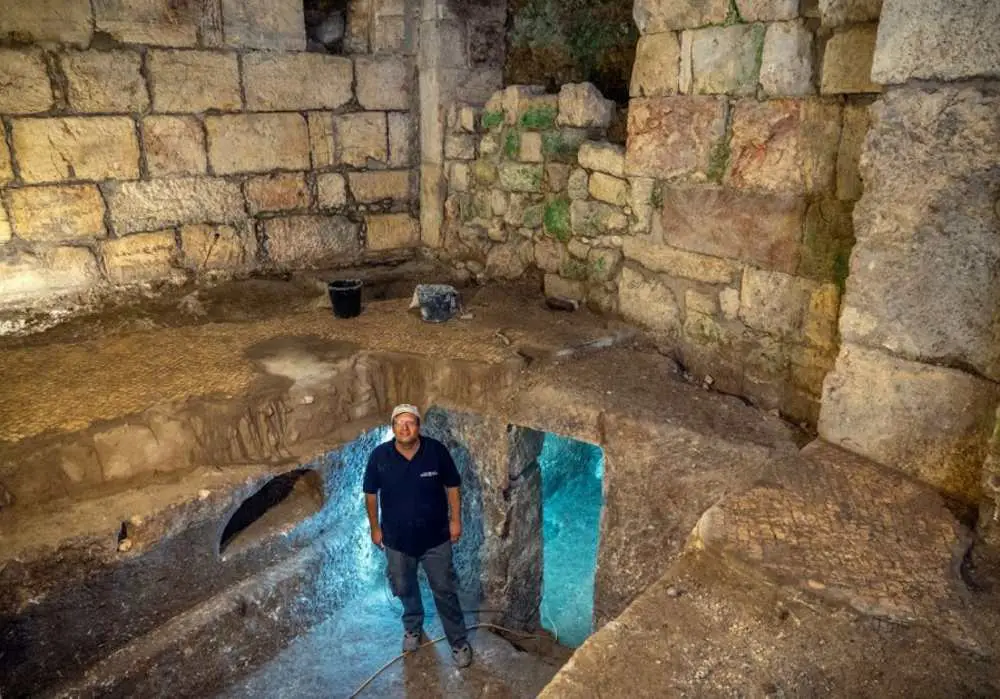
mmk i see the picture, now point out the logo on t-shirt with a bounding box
[420,471,438,478]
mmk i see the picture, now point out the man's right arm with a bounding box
[365,493,382,548]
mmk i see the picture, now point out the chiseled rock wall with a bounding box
[0,0,419,315]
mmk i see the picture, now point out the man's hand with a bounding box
[371,526,384,549]
[449,519,462,543]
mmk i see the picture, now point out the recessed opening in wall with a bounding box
[539,431,604,647]
[304,0,349,53]
[219,468,325,558]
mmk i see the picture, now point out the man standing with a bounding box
[363,404,473,668]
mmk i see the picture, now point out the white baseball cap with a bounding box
[391,404,421,422]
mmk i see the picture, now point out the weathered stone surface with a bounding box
[557,83,614,129]
[0,50,53,113]
[685,288,718,316]
[265,215,359,267]
[143,115,206,177]
[845,85,1000,381]
[317,173,348,208]
[619,265,681,336]
[105,177,245,235]
[629,177,656,233]
[544,273,585,301]
[307,112,335,168]
[62,51,148,113]
[798,197,855,283]
[244,53,353,111]
[205,114,310,175]
[334,113,388,167]
[578,142,626,177]
[626,97,726,178]
[374,14,406,53]
[498,164,544,193]
[0,247,100,306]
[837,102,870,201]
[589,173,629,206]
[0,201,10,242]
[739,268,817,340]
[101,231,176,284]
[872,0,999,83]
[366,213,419,251]
[819,344,1000,500]
[631,33,681,98]
[486,241,532,279]
[633,0,729,32]
[180,224,248,270]
[534,238,566,273]
[804,282,841,350]
[622,237,740,284]
[570,199,628,236]
[221,0,306,50]
[519,132,543,163]
[737,0,799,21]
[348,170,412,203]
[760,22,815,97]
[94,0,201,46]
[589,247,622,282]
[546,164,570,192]
[567,168,589,200]
[388,113,415,167]
[355,56,411,111]
[344,0,372,52]
[244,173,309,214]
[727,100,841,194]
[7,185,106,242]
[444,133,476,160]
[821,25,881,94]
[148,51,241,113]
[0,0,92,46]
[13,117,139,184]
[819,0,882,25]
[681,24,765,96]
[0,136,13,185]
[660,185,806,274]
[449,162,470,193]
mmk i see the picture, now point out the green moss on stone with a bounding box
[504,130,521,159]
[561,257,590,281]
[472,160,498,185]
[523,203,545,229]
[725,0,744,25]
[544,198,571,241]
[519,105,558,130]
[650,182,663,209]
[706,139,732,184]
[482,110,505,130]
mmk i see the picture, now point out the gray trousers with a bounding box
[385,541,467,647]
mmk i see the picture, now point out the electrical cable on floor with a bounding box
[348,623,546,699]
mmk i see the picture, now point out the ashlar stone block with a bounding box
[0,50,53,114]
[334,112,388,167]
[244,53,353,111]
[143,115,207,177]
[836,102,870,201]
[180,224,249,270]
[760,21,815,97]
[355,56,411,111]
[578,142,626,177]
[317,173,348,208]
[148,51,241,113]
[633,0,729,33]
[588,173,629,207]
[818,0,882,26]
[631,33,681,98]
[94,0,200,47]
[618,265,681,337]
[349,170,412,203]
[0,200,10,242]
[244,172,310,213]
[557,83,614,129]
[0,137,13,185]
[622,237,740,284]
[498,164,544,193]
[821,24,881,94]
[101,231,177,284]
[7,185,106,242]
[205,113,310,175]
[62,51,149,114]
[739,267,818,340]
[0,247,100,307]
[0,0,93,46]
[388,113,415,167]
[105,176,246,235]
[681,24,765,96]
[737,0,799,21]
[13,117,140,184]
[626,96,727,179]
[265,215,360,267]
[221,0,306,51]
[366,213,419,250]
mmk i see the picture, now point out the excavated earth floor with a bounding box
[2,266,999,697]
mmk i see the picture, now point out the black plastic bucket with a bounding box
[328,279,363,319]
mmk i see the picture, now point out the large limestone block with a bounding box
[101,231,177,284]
[818,0,882,25]
[0,0,92,46]
[221,0,306,50]
[355,56,411,111]
[388,113,415,167]
[0,247,101,307]
[317,173,348,208]
[681,24,765,96]
[819,344,1000,500]
[7,185,106,242]
[739,268,818,340]
[821,25,881,94]
[105,177,246,235]
[0,136,12,185]
[307,112,335,168]
[578,142,625,177]
[589,173,629,206]
[631,33,681,98]
[557,84,614,129]
[265,215,360,267]
[243,53,353,111]
[366,213,419,250]
[142,115,207,177]
[872,0,1000,83]
[836,102,870,201]
[846,85,1000,381]
[486,241,532,279]
[13,116,140,183]
[148,50,241,113]
[0,200,10,242]
[244,173,310,214]
[618,265,681,337]
[660,185,805,273]
[727,100,841,194]
[348,170,412,203]
[0,50,53,113]
[633,0,729,33]
[760,21,815,97]
[622,237,740,284]
[570,199,628,236]
[62,51,148,114]
[737,0,799,21]
[205,114,310,175]
[626,96,726,178]
[333,113,388,167]
[180,224,249,270]
[94,0,202,46]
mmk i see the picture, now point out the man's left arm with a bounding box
[446,486,461,543]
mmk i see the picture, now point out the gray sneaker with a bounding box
[402,629,421,653]
[451,642,473,668]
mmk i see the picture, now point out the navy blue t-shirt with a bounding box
[363,436,461,557]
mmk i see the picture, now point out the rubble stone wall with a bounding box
[0,0,419,317]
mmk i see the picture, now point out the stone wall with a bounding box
[818,0,1000,508]
[0,0,419,318]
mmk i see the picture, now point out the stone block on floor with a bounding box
[265,215,360,267]
[366,213,419,250]
[0,246,101,307]
[618,265,681,337]
[101,231,177,284]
